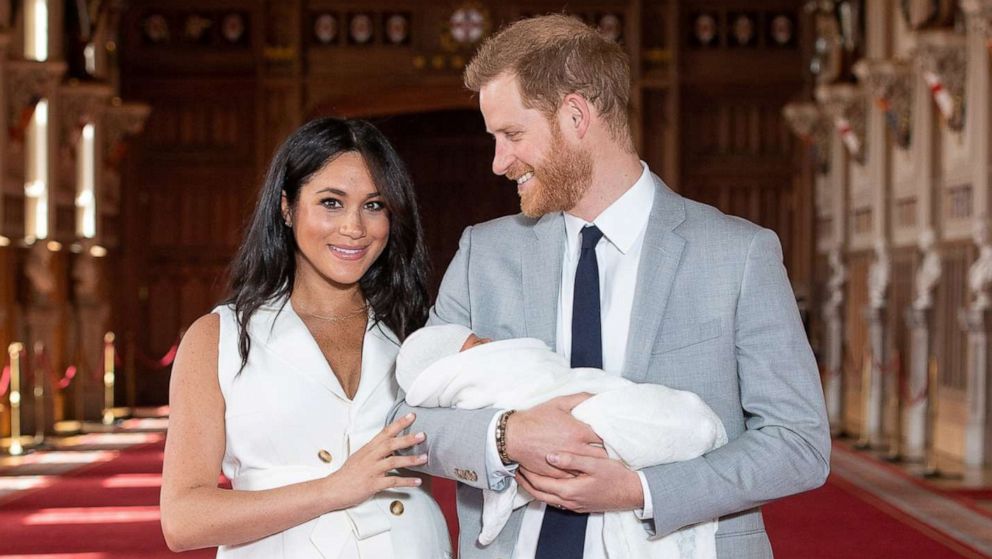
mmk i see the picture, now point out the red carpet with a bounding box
[0,439,987,558]
[764,475,985,558]
[0,440,211,558]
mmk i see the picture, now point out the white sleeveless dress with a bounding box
[213,299,451,559]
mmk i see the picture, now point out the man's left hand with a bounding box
[516,452,643,513]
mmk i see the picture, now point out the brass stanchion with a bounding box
[32,342,46,445]
[855,351,873,449]
[102,332,116,425]
[884,354,902,462]
[7,343,24,455]
[923,355,941,477]
[125,331,137,414]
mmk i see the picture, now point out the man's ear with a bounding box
[561,93,592,139]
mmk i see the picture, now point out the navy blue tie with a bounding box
[535,225,604,559]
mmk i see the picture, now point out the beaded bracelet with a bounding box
[496,409,516,465]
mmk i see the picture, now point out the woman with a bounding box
[160,118,451,558]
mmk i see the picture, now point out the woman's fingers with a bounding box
[387,431,425,453]
[381,475,424,489]
[383,454,428,471]
[383,413,417,437]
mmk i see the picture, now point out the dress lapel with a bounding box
[522,213,564,348]
[351,320,400,409]
[623,176,687,383]
[255,299,351,402]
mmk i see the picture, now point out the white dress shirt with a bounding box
[484,162,656,558]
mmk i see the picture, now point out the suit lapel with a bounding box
[623,177,687,383]
[522,213,564,348]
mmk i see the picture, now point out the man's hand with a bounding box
[505,393,605,478]
[516,452,643,513]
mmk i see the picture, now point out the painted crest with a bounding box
[221,13,245,44]
[386,13,410,45]
[184,14,212,43]
[770,14,794,46]
[731,14,756,46]
[143,14,169,44]
[693,13,717,46]
[450,6,485,45]
[349,13,374,44]
[597,13,622,42]
[314,13,338,45]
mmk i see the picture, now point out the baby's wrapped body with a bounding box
[397,325,728,559]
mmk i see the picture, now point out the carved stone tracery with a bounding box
[783,102,833,174]
[853,59,914,149]
[960,0,992,45]
[815,83,867,164]
[60,83,113,147]
[101,102,150,213]
[915,31,968,131]
[6,60,68,141]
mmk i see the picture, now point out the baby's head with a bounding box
[460,332,492,352]
[396,325,492,388]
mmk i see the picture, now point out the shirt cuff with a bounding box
[484,411,518,491]
[633,471,654,519]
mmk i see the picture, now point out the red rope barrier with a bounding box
[56,365,78,390]
[132,337,180,370]
[31,344,83,392]
[0,364,9,397]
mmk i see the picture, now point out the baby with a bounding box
[396,324,727,559]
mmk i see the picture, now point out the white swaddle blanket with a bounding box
[397,327,728,559]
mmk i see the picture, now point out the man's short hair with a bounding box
[464,14,632,143]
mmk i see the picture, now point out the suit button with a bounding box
[390,500,404,515]
[318,449,333,463]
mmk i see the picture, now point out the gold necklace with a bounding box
[294,303,369,322]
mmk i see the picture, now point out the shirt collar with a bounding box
[563,161,655,256]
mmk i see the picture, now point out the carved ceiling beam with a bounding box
[853,59,914,149]
[815,83,867,164]
[783,102,833,174]
[914,30,968,132]
[6,60,67,141]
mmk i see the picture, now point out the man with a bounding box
[393,14,830,559]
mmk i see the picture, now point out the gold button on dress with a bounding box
[318,449,333,463]
[390,500,405,516]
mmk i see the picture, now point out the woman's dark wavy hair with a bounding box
[224,117,431,369]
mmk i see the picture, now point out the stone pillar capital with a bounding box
[853,58,914,148]
[960,0,992,39]
[102,101,150,163]
[815,83,867,163]
[914,30,968,130]
[60,82,114,145]
[6,60,67,139]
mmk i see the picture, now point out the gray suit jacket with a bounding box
[393,176,830,558]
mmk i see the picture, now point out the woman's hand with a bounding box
[325,412,428,509]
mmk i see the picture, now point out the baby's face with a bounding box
[460,333,492,352]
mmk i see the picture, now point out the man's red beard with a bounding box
[510,123,593,218]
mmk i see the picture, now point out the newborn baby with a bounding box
[396,324,728,559]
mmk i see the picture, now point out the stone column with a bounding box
[903,229,942,460]
[864,241,891,445]
[959,307,989,466]
[784,103,845,432]
[824,249,847,432]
